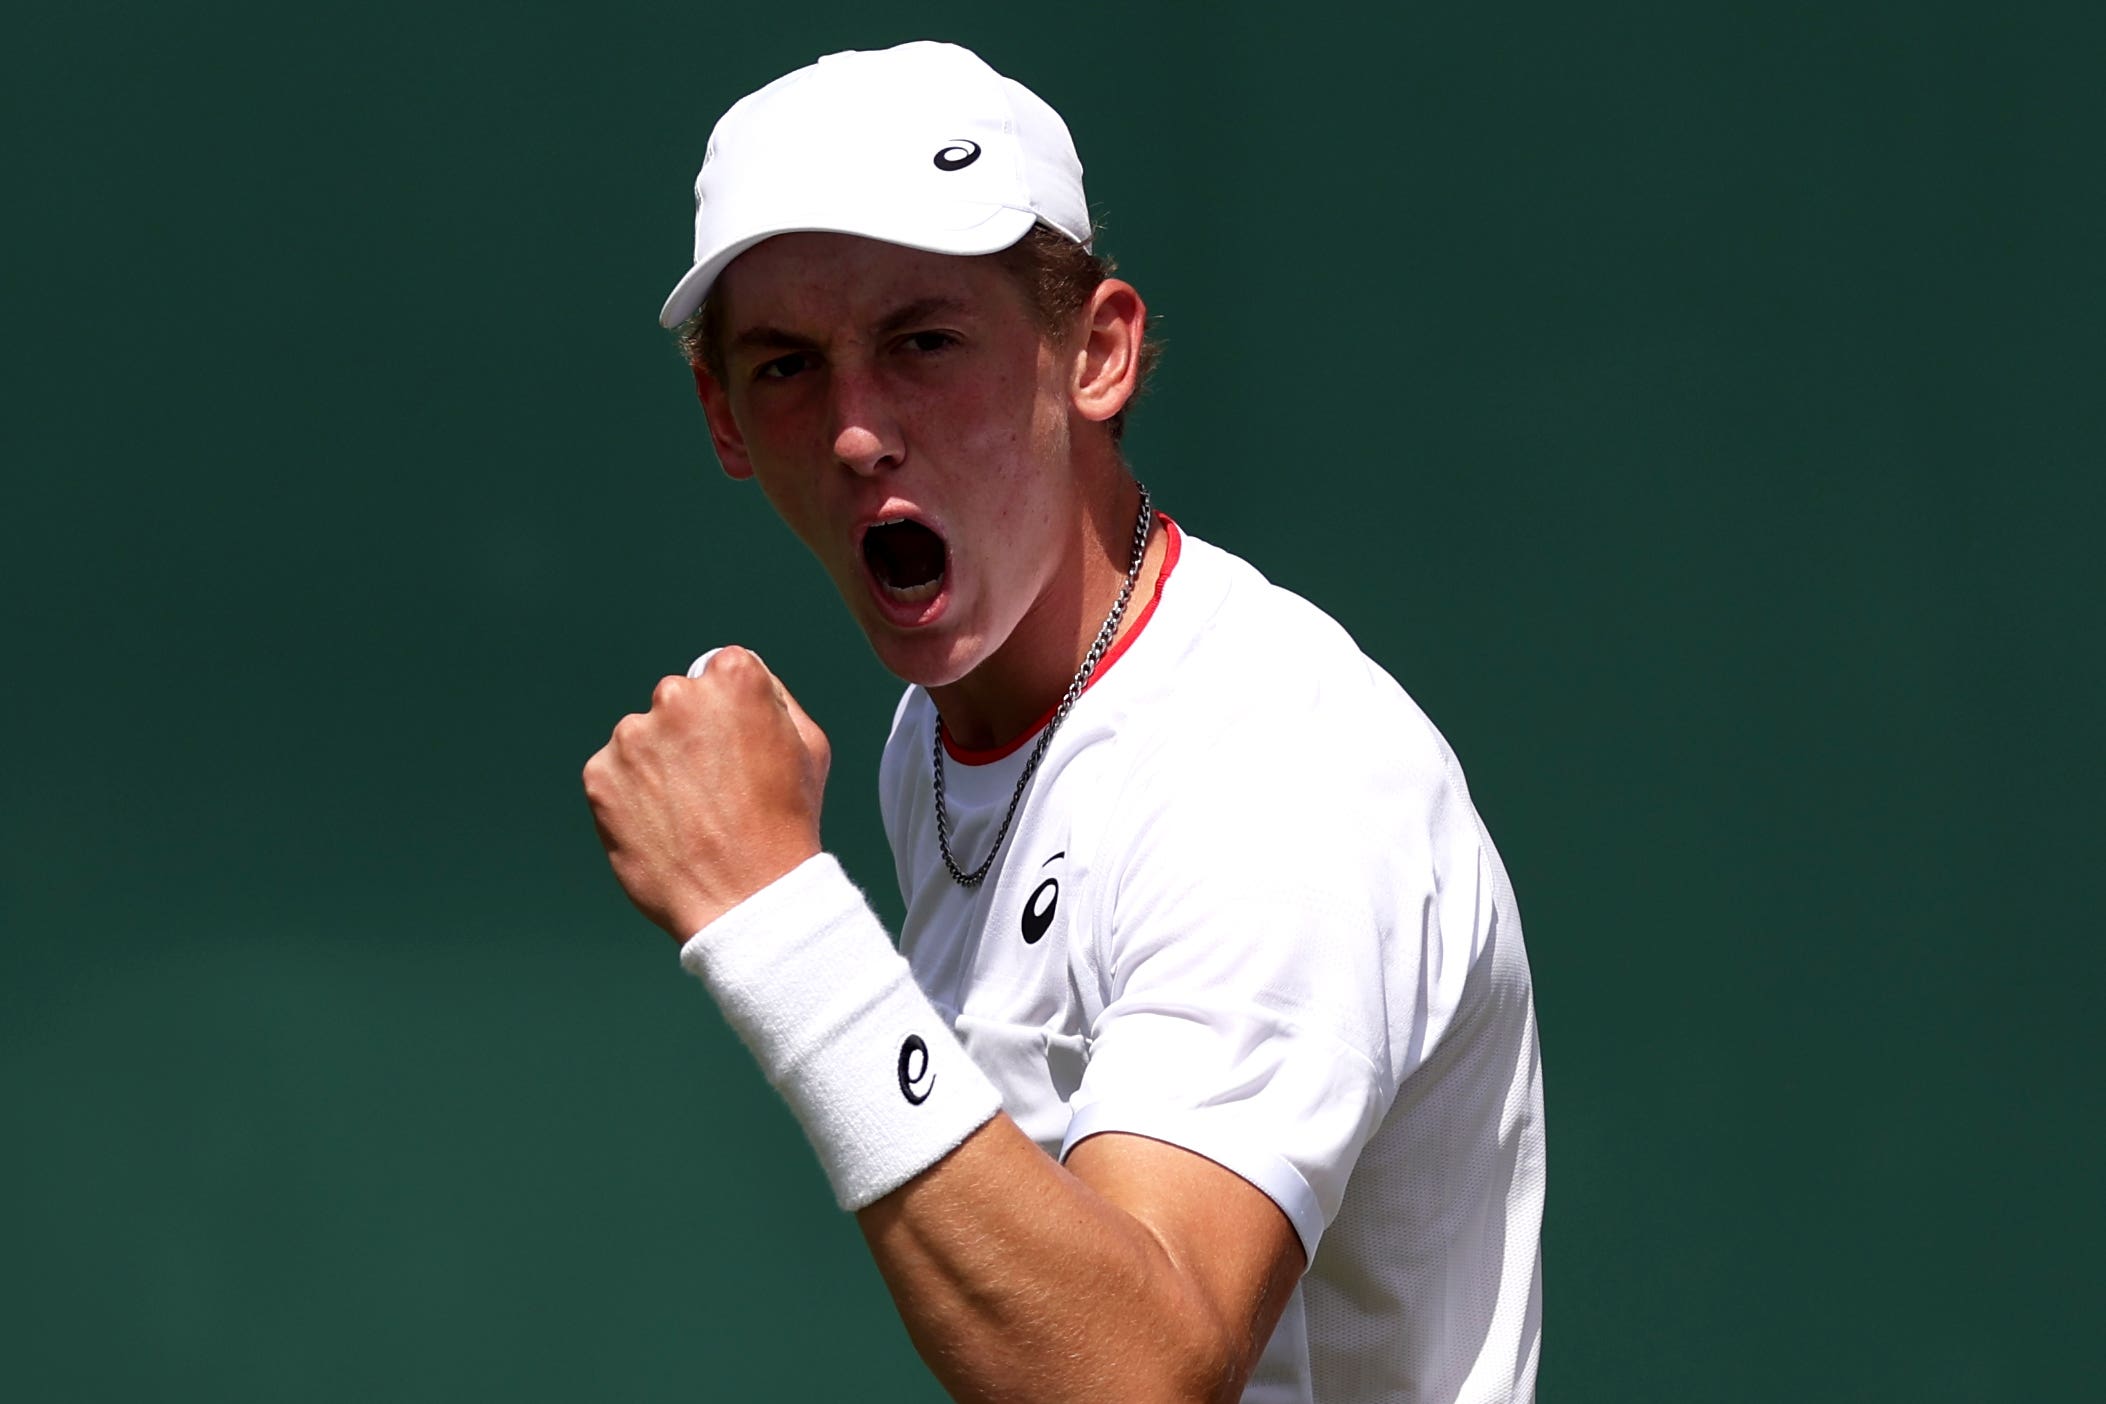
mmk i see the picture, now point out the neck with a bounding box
[929,477,1162,754]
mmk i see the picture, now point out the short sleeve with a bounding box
[1059,725,1465,1262]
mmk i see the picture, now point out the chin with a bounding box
[859,618,987,690]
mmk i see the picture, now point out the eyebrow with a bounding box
[876,296,969,337]
[727,296,973,358]
[728,324,818,356]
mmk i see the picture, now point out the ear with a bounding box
[693,362,756,481]
[1070,278,1146,428]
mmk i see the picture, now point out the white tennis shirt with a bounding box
[878,520,1546,1403]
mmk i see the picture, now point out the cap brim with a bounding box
[656,205,1038,329]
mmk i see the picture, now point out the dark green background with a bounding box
[6,2,2099,1398]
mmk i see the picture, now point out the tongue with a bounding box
[866,521,946,589]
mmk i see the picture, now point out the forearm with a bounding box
[858,1118,1248,1404]
[675,855,1298,1401]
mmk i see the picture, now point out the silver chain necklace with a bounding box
[932,484,1154,888]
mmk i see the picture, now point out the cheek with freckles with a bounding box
[949,339,1071,489]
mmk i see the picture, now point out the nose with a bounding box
[828,365,904,477]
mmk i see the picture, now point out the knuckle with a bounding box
[712,646,761,681]
[650,674,686,708]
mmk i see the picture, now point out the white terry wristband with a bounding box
[679,854,1003,1211]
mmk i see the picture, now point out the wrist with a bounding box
[666,841,821,941]
[678,854,1003,1209]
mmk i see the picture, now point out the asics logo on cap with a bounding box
[932,140,981,171]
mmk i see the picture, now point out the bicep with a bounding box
[1064,1130,1305,1378]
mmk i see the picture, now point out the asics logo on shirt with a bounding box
[1021,879,1058,944]
[1022,850,1064,945]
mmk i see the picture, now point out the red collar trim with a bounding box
[940,512,1184,766]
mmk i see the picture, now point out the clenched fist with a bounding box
[583,647,832,940]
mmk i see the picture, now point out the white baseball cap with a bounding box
[656,41,1091,329]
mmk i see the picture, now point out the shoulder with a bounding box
[1116,529,1459,802]
[1079,532,1498,968]
[1075,533,1514,1082]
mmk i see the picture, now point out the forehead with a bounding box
[712,231,1034,334]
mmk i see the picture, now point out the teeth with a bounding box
[882,578,942,604]
[864,517,945,607]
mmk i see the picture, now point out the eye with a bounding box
[754,351,813,382]
[899,329,959,355]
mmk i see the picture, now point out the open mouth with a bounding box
[862,518,948,604]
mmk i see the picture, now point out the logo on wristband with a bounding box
[898,1035,935,1105]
